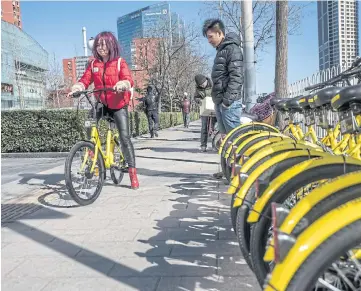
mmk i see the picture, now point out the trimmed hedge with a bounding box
[1,109,199,153]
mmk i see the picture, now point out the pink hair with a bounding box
[92,31,120,61]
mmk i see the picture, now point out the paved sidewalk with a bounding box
[1,121,261,291]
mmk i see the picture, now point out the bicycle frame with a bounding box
[263,198,361,291]
[263,170,361,262]
[246,156,361,223]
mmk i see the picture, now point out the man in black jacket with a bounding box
[142,85,159,138]
[203,19,243,135]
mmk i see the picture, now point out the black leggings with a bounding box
[95,104,136,168]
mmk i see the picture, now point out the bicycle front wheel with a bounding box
[65,141,105,206]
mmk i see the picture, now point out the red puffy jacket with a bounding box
[78,58,134,109]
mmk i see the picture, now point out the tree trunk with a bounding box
[275,1,288,98]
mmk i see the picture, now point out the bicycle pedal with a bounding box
[121,167,129,173]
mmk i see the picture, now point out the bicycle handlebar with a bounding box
[71,87,117,98]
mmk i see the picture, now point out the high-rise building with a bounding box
[1,0,21,29]
[318,0,359,71]
[117,2,183,69]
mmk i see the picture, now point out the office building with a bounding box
[1,0,21,29]
[318,0,359,71]
[117,2,184,68]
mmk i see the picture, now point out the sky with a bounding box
[19,1,360,94]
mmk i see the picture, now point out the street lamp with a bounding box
[87,37,94,51]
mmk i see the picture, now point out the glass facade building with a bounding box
[317,0,359,71]
[117,2,183,69]
[1,20,48,110]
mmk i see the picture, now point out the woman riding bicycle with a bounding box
[68,31,139,190]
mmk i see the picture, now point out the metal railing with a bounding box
[288,64,360,98]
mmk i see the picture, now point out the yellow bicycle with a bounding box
[65,88,127,206]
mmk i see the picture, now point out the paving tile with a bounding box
[108,256,217,277]
[77,241,172,258]
[1,277,51,291]
[6,257,115,278]
[41,277,158,291]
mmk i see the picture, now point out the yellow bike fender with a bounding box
[229,136,288,166]
[234,132,284,155]
[233,150,325,209]
[227,175,240,195]
[240,141,322,175]
[219,122,279,154]
[224,131,261,159]
[247,156,361,223]
[264,170,361,262]
[265,198,361,291]
[244,136,291,157]
[228,132,285,164]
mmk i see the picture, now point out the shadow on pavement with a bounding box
[2,174,259,290]
[135,155,219,165]
[141,147,216,154]
[131,175,259,290]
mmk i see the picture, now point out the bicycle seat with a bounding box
[103,113,114,123]
[285,96,304,113]
[313,86,343,108]
[331,83,361,111]
[274,100,288,112]
[270,98,283,107]
[242,112,259,121]
[298,95,312,110]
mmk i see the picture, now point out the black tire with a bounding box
[65,141,105,206]
[286,219,361,291]
[230,193,238,234]
[236,204,254,270]
[110,139,125,185]
[222,131,263,182]
[236,156,312,272]
[249,163,361,286]
[225,135,281,182]
[229,148,300,231]
[110,167,124,185]
[292,183,361,236]
[220,124,278,178]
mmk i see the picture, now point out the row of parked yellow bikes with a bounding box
[218,63,361,291]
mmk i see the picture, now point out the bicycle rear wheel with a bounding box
[212,131,222,151]
[110,138,126,185]
[286,219,361,291]
[65,141,105,206]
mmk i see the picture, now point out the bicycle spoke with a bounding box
[317,278,342,291]
[331,262,358,291]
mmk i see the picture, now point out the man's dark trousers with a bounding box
[147,110,159,137]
